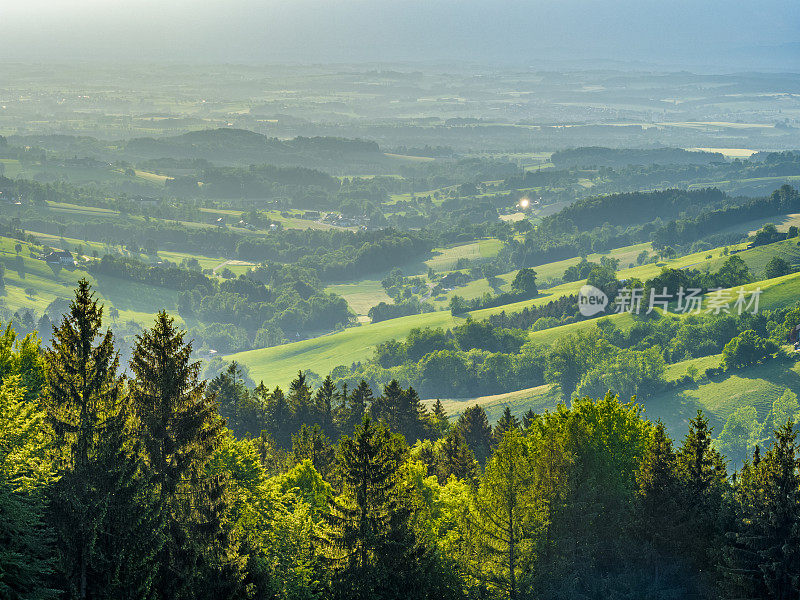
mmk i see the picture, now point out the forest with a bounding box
[4,281,800,600]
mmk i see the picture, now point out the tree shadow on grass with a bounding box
[91,273,179,316]
[644,357,800,437]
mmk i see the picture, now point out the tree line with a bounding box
[506,186,799,268]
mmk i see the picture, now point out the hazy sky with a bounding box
[1,0,798,69]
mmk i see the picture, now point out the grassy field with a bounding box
[25,230,255,277]
[664,354,722,381]
[687,175,800,193]
[424,239,503,271]
[198,207,342,231]
[325,280,393,316]
[383,153,436,162]
[0,236,182,327]
[322,238,505,316]
[425,384,562,424]
[686,147,758,158]
[0,163,163,187]
[227,285,623,390]
[427,241,654,308]
[228,309,469,388]
[725,238,800,278]
[644,357,800,439]
[133,169,170,184]
[387,186,452,206]
[26,230,128,258]
[0,158,22,177]
[46,200,119,217]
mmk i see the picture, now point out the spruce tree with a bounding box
[265,386,292,448]
[676,410,728,590]
[314,375,338,438]
[725,422,800,600]
[291,423,335,479]
[129,311,244,599]
[319,415,412,600]
[371,379,405,431]
[89,410,162,600]
[457,405,493,465]
[521,408,536,430]
[437,428,478,483]
[371,380,430,442]
[432,398,449,434]
[493,406,520,445]
[399,385,428,442]
[721,452,771,600]
[637,421,680,535]
[208,362,263,437]
[344,379,372,435]
[635,421,689,587]
[42,279,127,599]
[289,370,313,428]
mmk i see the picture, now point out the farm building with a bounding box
[44,250,75,266]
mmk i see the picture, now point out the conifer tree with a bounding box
[319,415,414,600]
[42,279,128,599]
[437,428,478,483]
[88,409,163,600]
[521,408,536,430]
[635,420,691,586]
[469,429,537,600]
[432,398,449,434]
[291,423,335,479]
[289,370,313,428]
[208,362,263,437]
[129,310,244,599]
[343,379,372,436]
[371,380,429,443]
[401,385,428,442]
[371,379,404,431]
[724,422,800,600]
[457,405,493,465]
[314,375,338,438]
[637,421,680,540]
[721,450,771,600]
[265,386,292,448]
[493,406,520,445]
[676,410,727,587]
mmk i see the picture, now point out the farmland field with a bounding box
[424,239,503,271]
[325,279,393,316]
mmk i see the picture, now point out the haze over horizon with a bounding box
[2,0,799,70]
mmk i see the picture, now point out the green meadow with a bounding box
[0,236,182,327]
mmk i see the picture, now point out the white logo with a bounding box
[578,285,608,317]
